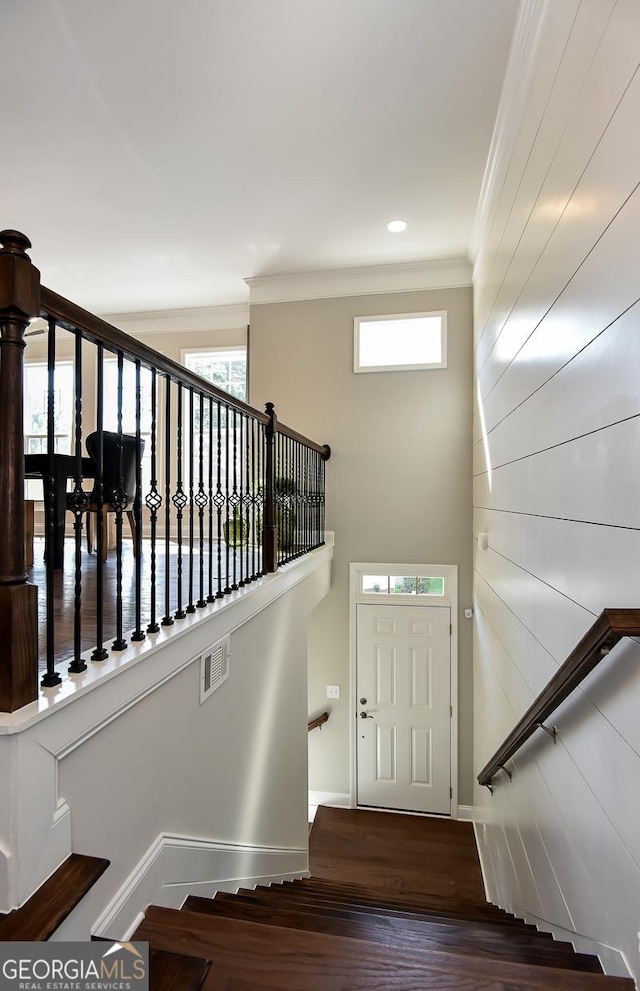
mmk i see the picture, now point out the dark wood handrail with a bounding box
[308,711,329,732]
[41,287,269,423]
[41,286,332,459]
[0,229,332,712]
[478,608,640,789]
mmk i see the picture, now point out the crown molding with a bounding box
[100,302,249,337]
[246,257,472,305]
[469,0,547,265]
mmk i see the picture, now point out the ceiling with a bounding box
[3,0,519,314]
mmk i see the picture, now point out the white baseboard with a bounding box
[513,908,632,980]
[92,834,308,940]
[308,791,352,822]
[456,804,475,822]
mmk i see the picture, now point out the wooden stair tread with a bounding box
[212,889,565,946]
[309,806,486,902]
[298,877,522,922]
[135,906,632,990]
[0,854,109,941]
[183,894,601,972]
[251,882,535,929]
[149,948,211,991]
[292,877,530,922]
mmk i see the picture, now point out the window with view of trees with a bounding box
[183,348,247,402]
[182,349,248,527]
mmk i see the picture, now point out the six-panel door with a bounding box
[356,603,451,814]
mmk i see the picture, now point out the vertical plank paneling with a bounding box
[472,0,640,980]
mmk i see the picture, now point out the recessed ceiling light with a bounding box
[386,219,408,233]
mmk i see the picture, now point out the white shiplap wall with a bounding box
[472,0,640,981]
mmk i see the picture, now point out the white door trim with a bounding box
[349,562,459,818]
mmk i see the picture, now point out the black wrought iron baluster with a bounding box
[298,442,304,557]
[305,444,312,553]
[186,388,195,614]
[282,433,290,565]
[173,382,186,619]
[277,432,284,566]
[67,330,89,672]
[237,411,245,588]
[112,352,127,651]
[131,360,145,642]
[311,451,320,547]
[286,433,294,562]
[223,404,232,595]
[146,369,161,633]
[243,414,251,584]
[91,346,108,661]
[272,428,278,568]
[293,438,299,558]
[41,316,62,687]
[162,375,174,626]
[230,408,239,591]
[301,443,308,554]
[247,417,259,582]
[207,397,215,603]
[259,421,266,576]
[196,392,207,608]
[214,400,225,598]
[319,451,325,545]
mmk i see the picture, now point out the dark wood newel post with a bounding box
[263,402,277,574]
[0,230,40,712]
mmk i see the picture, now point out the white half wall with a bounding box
[0,545,331,922]
[472,0,640,982]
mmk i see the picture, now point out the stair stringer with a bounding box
[92,833,308,941]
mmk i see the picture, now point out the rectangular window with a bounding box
[24,361,74,498]
[183,348,247,403]
[361,573,445,597]
[182,348,248,521]
[354,311,447,373]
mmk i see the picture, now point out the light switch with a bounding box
[326,685,341,699]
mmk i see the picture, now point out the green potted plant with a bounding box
[223,507,250,547]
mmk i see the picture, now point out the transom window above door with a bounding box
[361,574,445,597]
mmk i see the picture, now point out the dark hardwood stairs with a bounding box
[132,808,633,990]
[0,854,109,941]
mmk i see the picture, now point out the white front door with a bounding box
[356,603,451,815]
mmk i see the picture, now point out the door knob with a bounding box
[360,710,372,720]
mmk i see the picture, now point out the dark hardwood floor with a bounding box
[28,537,262,672]
[309,806,486,903]
[132,807,633,990]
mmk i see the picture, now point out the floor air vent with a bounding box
[200,636,230,703]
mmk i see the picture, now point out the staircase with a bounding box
[132,808,634,990]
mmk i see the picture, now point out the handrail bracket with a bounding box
[536,722,557,743]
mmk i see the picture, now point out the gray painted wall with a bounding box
[250,287,474,804]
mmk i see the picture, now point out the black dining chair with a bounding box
[82,431,145,560]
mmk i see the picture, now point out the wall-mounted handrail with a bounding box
[308,711,329,732]
[478,608,640,789]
